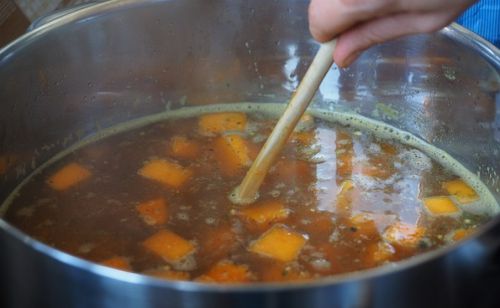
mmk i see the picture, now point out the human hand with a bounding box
[309,0,477,67]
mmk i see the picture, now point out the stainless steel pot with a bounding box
[1,1,499,307]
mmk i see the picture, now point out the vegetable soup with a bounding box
[2,103,496,283]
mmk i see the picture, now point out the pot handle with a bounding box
[27,1,104,32]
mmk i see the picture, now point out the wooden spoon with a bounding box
[230,40,337,205]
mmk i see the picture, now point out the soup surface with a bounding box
[2,104,496,283]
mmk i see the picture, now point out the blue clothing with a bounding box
[457,0,500,48]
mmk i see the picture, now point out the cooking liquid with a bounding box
[1,103,498,282]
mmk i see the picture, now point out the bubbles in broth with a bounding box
[2,103,498,283]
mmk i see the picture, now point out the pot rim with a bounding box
[0,0,499,293]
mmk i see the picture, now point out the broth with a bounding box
[2,103,497,283]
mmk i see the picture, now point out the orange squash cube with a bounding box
[248,224,307,262]
[197,260,252,283]
[442,179,479,204]
[100,256,131,271]
[423,196,460,215]
[47,162,91,190]
[136,198,168,226]
[138,159,192,189]
[143,229,195,263]
[214,135,251,176]
[169,136,200,160]
[382,222,426,249]
[198,112,247,135]
[449,228,474,242]
[239,200,289,225]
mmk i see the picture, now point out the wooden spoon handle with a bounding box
[231,40,337,205]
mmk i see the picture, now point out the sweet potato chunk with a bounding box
[197,260,252,283]
[143,267,190,281]
[423,196,460,215]
[100,256,131,271]
[143,229,195,263]
[442,179,479,204]
[198,112,247,135]
[138,159,192,189]
[169,136,200,160]
[136,198,168,226]
[47,162,91,190]
[214,135,251,176]
[248,224,307,262]
[239,200,289,225]
[382,222,426,249]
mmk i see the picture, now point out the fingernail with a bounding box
[341,51,361,68]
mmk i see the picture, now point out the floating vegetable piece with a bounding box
[423,196,460,215]
[138,159,192,189]
[170,136,200,160]
[100,256,132,271]
[136,198,168,225]
[143,229,195,263]
[47,162,91,190]
[239,200,289,225]
[442,179,479,204]
[197,260,252,283]
[248,224,307,262]
[214,135,251,176]
[198,112,247,135]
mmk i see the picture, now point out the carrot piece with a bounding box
[143,267,190,281]
[214,135,251,176]
[197,260,252,283]
[382,222,426,249]
[100,256,131,271]
[248,224,307,262]
[423,196,460,215]
[239,200,289,225]
[198,112,247,135]
[47,162,91,190]
[169,136,200,160]
[138,159,192,189]
[136,198,168,226]
[143,229,195,263]
[442,179,479,204]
